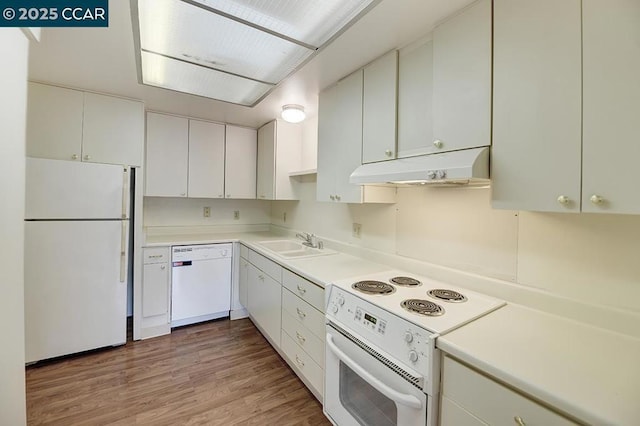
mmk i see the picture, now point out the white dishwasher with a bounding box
[171,243,232,327]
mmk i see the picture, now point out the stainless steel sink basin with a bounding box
[256,240,336,259]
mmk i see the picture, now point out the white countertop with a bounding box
[437,304,640,426]
[144,231,391,287]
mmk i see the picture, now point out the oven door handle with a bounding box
[326,334,423,409]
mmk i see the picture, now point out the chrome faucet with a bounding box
[296,232,320,248]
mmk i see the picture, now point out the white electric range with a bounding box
[324,270,505,426]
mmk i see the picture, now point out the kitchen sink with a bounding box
[256,240,336,259]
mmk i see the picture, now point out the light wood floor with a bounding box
[26,318,330,425]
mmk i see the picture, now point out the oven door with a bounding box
[324,323,429,426]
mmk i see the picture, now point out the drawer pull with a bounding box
[296,285,306,295]
[296,332,306,344]
[258,274,265,281]
[296,308,306,319]
[295,355,305,368]
[514,416,526,426]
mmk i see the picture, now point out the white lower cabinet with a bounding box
[244,248,325,401]
[246,252,282,348]
[441,356,578,426]
[141,247,171,339]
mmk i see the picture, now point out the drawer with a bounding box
[282,269,324,313]
[442,356,578,426]
[441,396,488,426]
[282,288,324,340]
[240,244,249,260]
[282,310,324,367]
[143,246,170,264]
[281,330,324,397]
[248,249,282,282]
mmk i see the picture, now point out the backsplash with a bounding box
[271,180,640,314]
[144,197,271,227]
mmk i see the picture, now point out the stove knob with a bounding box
[331,305,339,314]
[337,295,345,306]
[404,331,414,343]
[409,350,419,363]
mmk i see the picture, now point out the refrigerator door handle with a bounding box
[121,167,129,219]
[120,220,127,283]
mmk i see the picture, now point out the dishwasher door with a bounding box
[171,243,232,327]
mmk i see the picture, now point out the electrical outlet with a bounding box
[203,207,211,218]
[283,212,287,223]
[234,210,240,220]
[352,223,362,238]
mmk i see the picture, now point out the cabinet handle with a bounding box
[160,265,166,270]
[433,139,443,149]
[181,193,186,197]
[296,308,306,319]
[259,195,266,199]
[218,194,223,198]
[296,332,306,344]
[513,416,526,426]
[258,274,265,281]
[295,355,305,368]
[590,194,604,205]
[329,195,335,201]
[84,154,91,161]
[71,154,78,160]
[557,195,570,205]
[226,194,231,198]
[385,149,393,157]
[335,195,341,201]
[296,285,306,295]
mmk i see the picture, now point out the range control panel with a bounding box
[326,285,434,378]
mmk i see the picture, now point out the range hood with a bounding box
[350,147,490,186]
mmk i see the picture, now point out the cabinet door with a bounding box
[225,125,257,199]
[145,112,189,197]
[273,120,302,200]
[257,120,276,200]
[491,0,582,212]
[317,80,339,202]
[334,70,365,203]
[188,120,225,198]
[238,257,249,308]
[26,82,83,162]
[397,39,434,158]
[582,0,640,214]
[142,262,169,318]
[82,93,144,166]
[362,50,398,163]
[433,0,491,153]
[247,264,281,347]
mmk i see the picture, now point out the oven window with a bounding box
[339,361,398,426]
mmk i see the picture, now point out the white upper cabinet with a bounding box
[432,0,492,153]
[82,92,144,167]
[145,112,189,197]
[492,0,582,212]
[225,125,257,199]
[493,0,639,214]
[257,119,301,201]
[362,50,398,163]
[27,82,144,166]
[581,0,640,214]
[187,120,225,199]
[397,39,434,158]
[27,83,84,162]
[317,70,396,204]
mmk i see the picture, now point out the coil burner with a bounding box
[401,299,445,316]
[389,276,422,287]
[427,289,467,303]
[352,280,396,295]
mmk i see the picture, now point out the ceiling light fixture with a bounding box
[281,104,306,123]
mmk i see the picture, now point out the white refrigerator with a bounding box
[24,158,130,363]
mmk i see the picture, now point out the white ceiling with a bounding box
[28,0,473,128]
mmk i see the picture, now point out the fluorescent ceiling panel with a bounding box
[133,0,378,105]
[192,0,376,47]
[141,51,273,105]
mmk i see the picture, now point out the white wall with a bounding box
[143,197,271,228]
[0,28,28,426]
[272,182,640,315]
